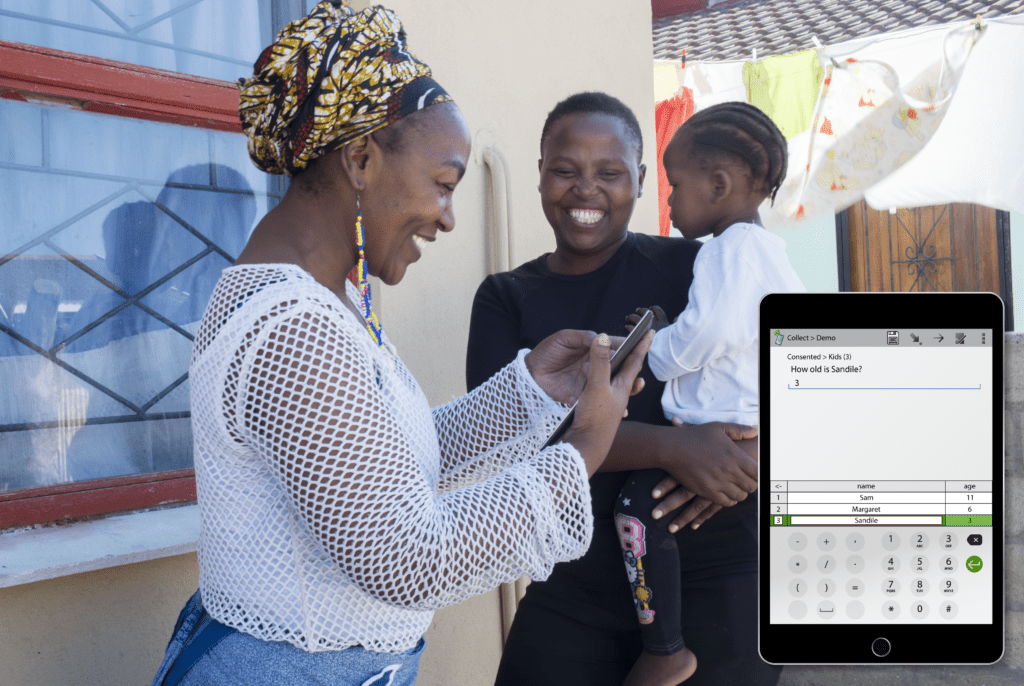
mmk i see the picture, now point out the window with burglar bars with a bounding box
[0,1,302,527]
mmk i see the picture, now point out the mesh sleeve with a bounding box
[238,303,593,610]
[433,349,570,490]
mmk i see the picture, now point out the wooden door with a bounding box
[837,202,1013,330]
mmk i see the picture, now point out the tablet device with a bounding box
[759,292,1004,664]
[543,309,654,448]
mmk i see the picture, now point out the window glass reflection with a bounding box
[0,98,276,492]
[0,0,265,81]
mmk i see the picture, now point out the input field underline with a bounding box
[787,385,982,390]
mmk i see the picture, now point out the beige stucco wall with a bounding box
[0,555,200,686]
[0,2,659,685]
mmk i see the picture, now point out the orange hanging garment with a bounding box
[655,88,694,236]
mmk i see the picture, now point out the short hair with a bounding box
[540,92,643,163]
[369,114,415,154]
[675,102,788,205]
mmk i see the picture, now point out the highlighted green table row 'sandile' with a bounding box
[770,515,993,526]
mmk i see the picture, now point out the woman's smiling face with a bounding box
[361,104,471,285]
[539,112,645,274]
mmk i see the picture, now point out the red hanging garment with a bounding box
[655,88,694,236]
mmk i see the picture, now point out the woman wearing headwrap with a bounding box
[148,3,651,685]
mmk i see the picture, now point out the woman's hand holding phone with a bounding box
[563,330,653,476]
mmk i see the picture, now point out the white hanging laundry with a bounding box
[770,22,984,222]
[676,59,747,109]
[658,19,1024,223]
[863,20,1024,214]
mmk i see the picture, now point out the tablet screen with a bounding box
[759,293,1003,664]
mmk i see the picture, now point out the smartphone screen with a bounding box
[543,310,653,448]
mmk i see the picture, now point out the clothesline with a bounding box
[652,15,1024,228]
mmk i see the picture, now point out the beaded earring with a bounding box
[355,191,385,349]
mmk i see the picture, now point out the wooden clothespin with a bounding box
[812,35,840,67]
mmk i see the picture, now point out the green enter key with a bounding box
[966,556,983,573]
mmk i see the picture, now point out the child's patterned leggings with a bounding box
[614,467,686,656]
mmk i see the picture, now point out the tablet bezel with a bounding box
[758,292,1005,665]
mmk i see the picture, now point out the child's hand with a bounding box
[625,305,671,333]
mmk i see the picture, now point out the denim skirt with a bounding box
[151,590,425,686]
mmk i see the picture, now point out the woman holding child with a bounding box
[467,92,788,686]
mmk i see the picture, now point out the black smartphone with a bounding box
[542,309,654,448]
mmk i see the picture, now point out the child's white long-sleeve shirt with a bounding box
[648,222,805,425]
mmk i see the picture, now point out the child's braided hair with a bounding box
[677,102,788,205]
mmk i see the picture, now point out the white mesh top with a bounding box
[188,264,593,653]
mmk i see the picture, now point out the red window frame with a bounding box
[0,39,242,529]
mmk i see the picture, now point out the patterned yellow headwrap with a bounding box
[238,0,453,176]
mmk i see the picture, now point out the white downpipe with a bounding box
[481,146,516,275]
[480,143,526,642]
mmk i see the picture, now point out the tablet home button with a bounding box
[871,637,891,658]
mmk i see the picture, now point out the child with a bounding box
[614,101,804,686]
